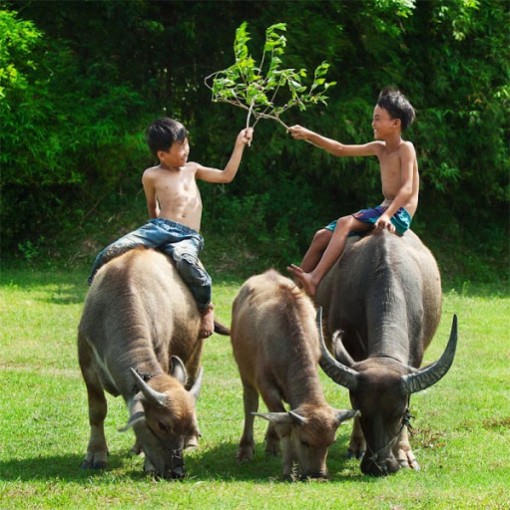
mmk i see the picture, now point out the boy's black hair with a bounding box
[377,87,416,131]
[146,117,188,156]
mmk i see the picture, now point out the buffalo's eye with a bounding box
[301,439,311,448]
[158,421,171,433]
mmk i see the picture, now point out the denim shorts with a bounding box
[88,218,212,310]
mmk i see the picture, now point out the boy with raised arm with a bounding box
[89,118,253,337]
[287,87,418,297]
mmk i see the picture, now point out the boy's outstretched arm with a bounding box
[289,124,378,158]
[196,128,253,184]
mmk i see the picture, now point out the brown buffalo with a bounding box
[231,269,358,480]
[78,247,213,479]
[316,230,457,476]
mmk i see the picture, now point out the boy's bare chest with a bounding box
[379,152,401,180]
[156,170,198,197]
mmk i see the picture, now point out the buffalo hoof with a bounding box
[81,459,107,470]
[396,448,420,470]
[347,447,365,460]
[300,473,329,482]
[264,438,281,456]
[129,442,142,456]
[236,445,254,462]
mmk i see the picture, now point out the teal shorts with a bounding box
[325,206,412,236]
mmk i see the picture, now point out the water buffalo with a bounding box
[78,247,214,479]
[315,229,457,476]
[231,269,358,480]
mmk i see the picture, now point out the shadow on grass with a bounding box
[0,441,368,485]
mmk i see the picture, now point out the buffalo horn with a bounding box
[336,409,360,425]
[130,367,168,407]
[316,308,358,391]
[401,314,458,395]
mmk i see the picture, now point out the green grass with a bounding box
[1,265,509,509]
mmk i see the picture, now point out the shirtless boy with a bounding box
[287,87,418,297]
[89,118,253,337]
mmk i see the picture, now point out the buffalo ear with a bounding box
[332,331,356,367]
[170,356,188,385]
[252,411,293,425]
[252,411,308,427]
[119,399,145,432]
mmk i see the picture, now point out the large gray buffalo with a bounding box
[315,229,457,476]
[78,247,214,479]
[231,269,358,480]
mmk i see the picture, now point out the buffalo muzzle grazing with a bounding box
[230,269,358,481]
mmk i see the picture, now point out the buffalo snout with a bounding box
[361,453,400,477]
[299,471,330,482]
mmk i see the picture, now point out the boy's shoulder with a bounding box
[143,162,201,179]
[399,140,416,156]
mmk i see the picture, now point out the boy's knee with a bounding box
[313,228,332,246]
[337,215,355,230]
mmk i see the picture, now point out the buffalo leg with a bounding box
[393,427,420,470]
[259,384,285,456]
[82,379,109,469]
[347,416,366,459]
[78,341,109,469]
[237,381,259,461]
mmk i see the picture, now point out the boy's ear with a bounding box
[393,118,401,128]
[156,149,167,162]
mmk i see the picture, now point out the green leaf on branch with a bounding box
[204,22,336,131]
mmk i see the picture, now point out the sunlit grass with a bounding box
[0,266,509,509]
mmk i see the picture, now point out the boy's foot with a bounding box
[199,304,215,338]
[287,264,318,297]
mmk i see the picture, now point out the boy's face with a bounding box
[158,138,190,168]
[372,105,400,140]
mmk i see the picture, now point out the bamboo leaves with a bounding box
[204,22,336,130]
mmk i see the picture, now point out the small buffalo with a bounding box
[231,269,358,480]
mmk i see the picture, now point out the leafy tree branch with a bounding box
[204,22,336,131]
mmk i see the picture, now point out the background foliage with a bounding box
[1,0,508,284]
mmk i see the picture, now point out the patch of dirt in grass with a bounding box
[412,427,448,450]
[482,416,510,431]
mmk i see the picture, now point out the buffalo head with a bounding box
[318,313,457,476]
[254,407,359,480]
[121,356,203,479]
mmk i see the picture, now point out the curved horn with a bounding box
[401,314,458,395]
[336,409,361,426]
[189,367,204,401]
[130,367,167,407]
[316,307,358,391]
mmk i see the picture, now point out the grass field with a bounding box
[0,265,509,509]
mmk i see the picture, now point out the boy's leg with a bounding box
[199,303,215,339]
[299,228,334,273]
[162,241,214,338]
[288,215,369,297]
